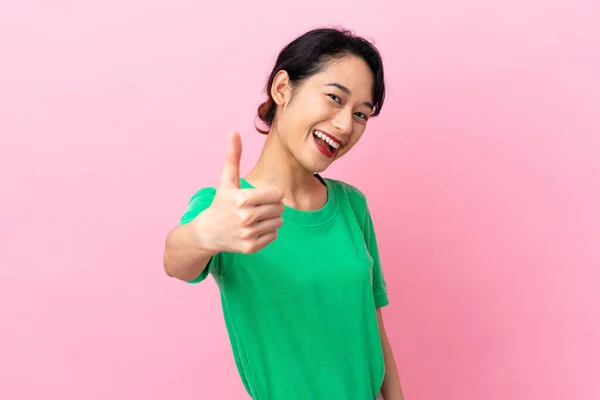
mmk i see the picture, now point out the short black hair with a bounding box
[256,27,386,134]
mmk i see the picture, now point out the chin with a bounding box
[312,165,330,174]
[303,162,329,174]
[300,143,343,173]
[300,157,333,174]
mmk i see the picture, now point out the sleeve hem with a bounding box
[184,257,214,284]
[374,291,389,308]
[185,268,209,284]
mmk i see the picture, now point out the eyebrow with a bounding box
[325,82,374,110]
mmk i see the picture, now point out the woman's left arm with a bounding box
[377,309,404,400]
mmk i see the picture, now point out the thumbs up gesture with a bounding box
[200,131,285,254]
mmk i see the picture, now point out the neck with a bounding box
[244,128,320,201]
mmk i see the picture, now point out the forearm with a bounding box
[381,338,403,399]
[163,214,216,281]
[378,309,404,400]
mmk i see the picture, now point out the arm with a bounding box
[164,130,283,282]
[377,308,404,400]
[163,211,216,281]
[163,185,284,282]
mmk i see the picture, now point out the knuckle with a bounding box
[238,210,254,226]
[267,186,284,201]
[242,240,257,254]
[239,227,253,240]
[234,191,249,207]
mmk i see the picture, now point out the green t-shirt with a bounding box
[179,175,389,400]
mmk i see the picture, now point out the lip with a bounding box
[314,129,343,146]
[312,129,342,159]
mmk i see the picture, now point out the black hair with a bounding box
[255,27,386,134]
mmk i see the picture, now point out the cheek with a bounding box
[302,94,334,121]
[289,98,320,128]
[350,129,367,146]
[335,138,357,158]
[278,106,306,138]
[339,130,366,155]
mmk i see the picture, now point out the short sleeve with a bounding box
[363,206,389,308]
[178,187,222,284]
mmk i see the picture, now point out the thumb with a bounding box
[219,130,242,189]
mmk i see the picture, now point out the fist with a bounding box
[197,131,284,254]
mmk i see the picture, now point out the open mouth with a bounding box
[312,130,341,157]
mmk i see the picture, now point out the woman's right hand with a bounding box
[192,131,285,255]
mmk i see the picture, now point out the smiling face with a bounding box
[270,54,375,173]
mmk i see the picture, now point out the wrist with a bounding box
[190,209,220,255]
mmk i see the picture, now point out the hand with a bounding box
[196,131,284,254]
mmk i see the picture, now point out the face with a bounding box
[270,55,375,173]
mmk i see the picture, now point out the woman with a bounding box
[163,27,404,400]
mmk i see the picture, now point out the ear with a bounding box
[270,70,292,106]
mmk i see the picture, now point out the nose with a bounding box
[332,109,353,136]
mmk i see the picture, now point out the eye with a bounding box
[327,94,341,104]
[355,112,368,121]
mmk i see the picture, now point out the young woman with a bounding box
[163,27,404,400]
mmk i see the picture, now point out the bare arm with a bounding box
[377,308,404,400]
[162,131,283,281]
[163,212,216,281]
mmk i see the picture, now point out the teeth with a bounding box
[313,130,340,149]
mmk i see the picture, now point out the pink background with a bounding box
[1,1,599,399]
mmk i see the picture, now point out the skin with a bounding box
[246,55,374,203]
[378,309,405,400]
[245,55,404,399]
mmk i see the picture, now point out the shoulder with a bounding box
[324,177,370,213]
[325,177,367,200]
[179,186,217,225]
[326,177,366,198]
[187,186,217,203]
